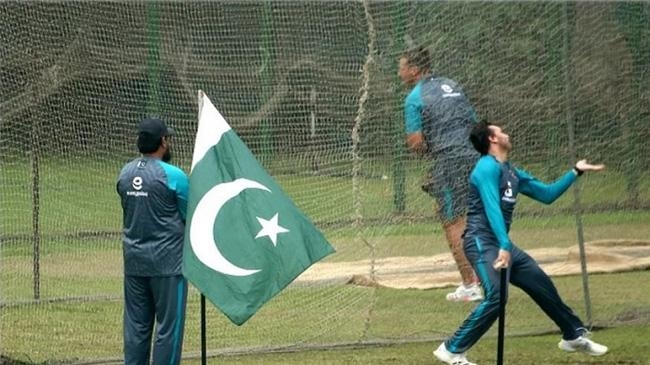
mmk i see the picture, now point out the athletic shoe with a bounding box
[433,343,477,365]
[445,283,483,302]
[558,335,608,356]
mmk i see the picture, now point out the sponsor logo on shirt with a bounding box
[502,181,516,203]
[441,84,461,98]
[132,176,143,190]
[127,176,149,197]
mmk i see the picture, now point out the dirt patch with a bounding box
[296,240,650,289]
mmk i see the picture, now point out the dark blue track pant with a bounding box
[445,236,586,354]
[124,275,188,365]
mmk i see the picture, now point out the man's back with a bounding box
[419,76,477,157]
[116,156,188,276]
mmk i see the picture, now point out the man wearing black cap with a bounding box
[116,118,188,365]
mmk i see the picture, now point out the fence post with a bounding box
[563,2,593,326]
[392,0,407,213]
[260,0,275,163]
[147,0,161,116]
[29,85,41,301]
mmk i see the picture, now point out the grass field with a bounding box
[1,159,649,363]
[2,157,648,236]
[2,271,650,363]
[3,325,649,365]
[180,325,650,365]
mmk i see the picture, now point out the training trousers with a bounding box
[445,236,586,354]
[124,275,188,365]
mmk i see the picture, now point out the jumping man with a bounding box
[399,46,481,302]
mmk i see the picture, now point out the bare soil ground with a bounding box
[297,240,650,289]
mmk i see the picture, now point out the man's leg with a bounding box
[151,275,188,365]
[440,214,481,302]
[429,156,480,299]
[443,237,502,354]
[443,216,478,286]
[508,247,608,356]
[124,276,155,365]
[508,247,585,339]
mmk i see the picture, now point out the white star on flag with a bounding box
[255,213,289,246]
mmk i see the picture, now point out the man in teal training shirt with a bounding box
[433,120,608,365]
[117,118,189,365]
[399,46,481,302]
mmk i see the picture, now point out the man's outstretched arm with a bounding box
[517,160,605,204]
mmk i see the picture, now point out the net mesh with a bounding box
[1,1,649,362]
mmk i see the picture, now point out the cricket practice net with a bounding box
[1,1,649,363]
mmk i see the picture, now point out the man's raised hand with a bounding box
[576,159,605,173]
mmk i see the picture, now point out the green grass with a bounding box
[2,158,648,236]
[2,271,649,363]
[1,159,648,363]
[182,325,650,365]
[3,210,649,300]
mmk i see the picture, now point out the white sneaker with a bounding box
[558,335,608,356]
[446,283,483,302]
[433,342,477,365]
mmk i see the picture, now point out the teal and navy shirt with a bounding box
[404,75,477,159]
[465,155,577,251]
[117,156,189,276]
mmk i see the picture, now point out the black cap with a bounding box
[138,117,175,139]
[137,118,175,153]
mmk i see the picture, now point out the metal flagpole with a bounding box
[496,267,508,365]
[201,294,207,365]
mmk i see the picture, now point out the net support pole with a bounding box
[391,0,407,213]
[29,86,41,301]
[621,4,643,208]
[147,0,161,116]
[563,2,592,327]
[356,0,378,341]
[309,86,319,173]
[259,0,275,163]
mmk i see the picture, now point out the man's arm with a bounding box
[175,172,189,221]
[403,93,428,155]
[518,159,605,204]
[406,132,426,154]
[516,169,576,204]
[162,164,189,221]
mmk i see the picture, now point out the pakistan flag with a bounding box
[182,91,335,325]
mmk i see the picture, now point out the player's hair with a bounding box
[402,46,431,72]
[469,119,493,155]
[137,133,162,154]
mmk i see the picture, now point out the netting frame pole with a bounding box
[563,2,593,327]
[259,0,275,163]
[353,0,378,342]
[619,3,644,209]
[392,1,408,213]
[309,86,319,174]
[29,87,41,301]
[147,0,161,116]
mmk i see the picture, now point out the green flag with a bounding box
[182,91,335,325]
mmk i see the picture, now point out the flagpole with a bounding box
[201,294,207,365]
